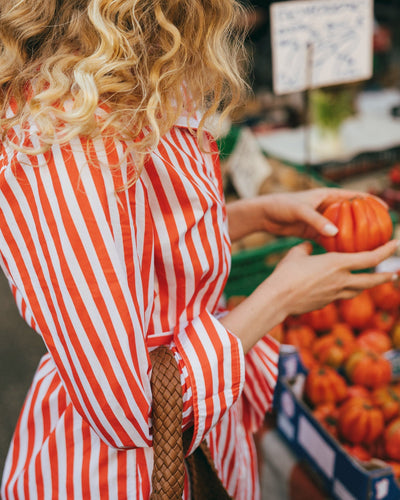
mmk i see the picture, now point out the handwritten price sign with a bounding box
[270,0,373,95]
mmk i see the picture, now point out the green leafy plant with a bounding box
[310,86,355,133]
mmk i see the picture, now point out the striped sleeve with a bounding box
[172,310,245,454]
[242,335,280,433]
[0,136,155,449]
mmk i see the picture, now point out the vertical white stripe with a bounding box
[56,414,67,500]
[107,447,118,500]
[126,448,137,500]
[41,443,52,500]
[72,410,84,500]
[88,430,101,500]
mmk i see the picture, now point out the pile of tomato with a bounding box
[268,280,400,478]
[227,195,400,476]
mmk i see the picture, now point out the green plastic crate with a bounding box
[225,237,326,298]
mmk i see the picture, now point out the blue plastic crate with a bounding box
[274,376,400,500]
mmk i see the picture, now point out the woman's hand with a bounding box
[220,239,399,354]
[226,188,387,242]
[269,239,399,313]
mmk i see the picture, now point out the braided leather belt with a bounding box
[149,346,232,500]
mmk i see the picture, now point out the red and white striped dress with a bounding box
[0,110,279,499]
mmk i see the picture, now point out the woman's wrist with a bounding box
[220,278,289,353]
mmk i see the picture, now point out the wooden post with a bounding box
[303,42,314,187]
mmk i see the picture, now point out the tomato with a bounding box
[344,384,371,401]
[391,382,400,399]
[284,324,316,349]
[342,443,372,462]
[283,315,303,328]
[392,322,400,349]
[301,302,338,332]
[345,350,392,389]
[339,291,375,330]
[370,281,400,311]
[304,366,348,407]
[329,322,355,342]
[312,331,356,368]
[384,418,400,461]
[313,403,339,438]
[386,460,400,480]
[318,196,392,252]
[356,328,393,354]
[298,348,318,371]
[389,164,400,185]
[367,434,386,459]
[338,396,384,445]
[372,386,400,422]
[371,310,397,332]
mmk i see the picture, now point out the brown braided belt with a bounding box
[149,346,232,500]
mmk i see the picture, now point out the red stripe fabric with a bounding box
[0,114,278,499]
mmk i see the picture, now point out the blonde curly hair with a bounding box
[0,0,250,181]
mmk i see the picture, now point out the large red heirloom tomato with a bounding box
[345,350,392,389]
[318,196,392,252]
[304,366,348,406]
[312,331,355,368]
[338,396,384,445]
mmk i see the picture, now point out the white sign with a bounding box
[270,0,373,95]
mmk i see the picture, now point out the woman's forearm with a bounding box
[226,198,265,242]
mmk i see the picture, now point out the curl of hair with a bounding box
[0,0,250,185]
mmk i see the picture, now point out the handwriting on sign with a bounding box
[270,0,373,95]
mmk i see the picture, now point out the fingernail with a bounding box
[323,223,338,236]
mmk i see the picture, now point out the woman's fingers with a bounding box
[295,204,339,236]
[342,239,399,271]
[343,271,398,292]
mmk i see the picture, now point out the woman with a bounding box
[0,1,397,499]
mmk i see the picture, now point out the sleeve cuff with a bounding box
[174,309,245,455]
